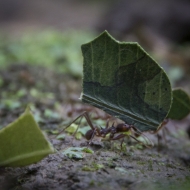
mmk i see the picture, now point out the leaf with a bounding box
[0,107,54,167]
[82,163,104,171]
[65,123,78,133]
[75,132,82,140]
[167,88,190,120]
[0,76,3,87]
[61,147,94,159]
[78,126,91,135]
[44,109,61,119]
[82,147,94,154]
[81,31,172,132]
[65,124,90,140]
[115,167,128,174]
[1,99,21,110]
[56,133,66,140]
[48,130,59,135]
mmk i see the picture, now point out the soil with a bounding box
[0,1,190,189]
[0,64,190,190]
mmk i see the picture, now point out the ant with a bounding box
[56,111,153,149]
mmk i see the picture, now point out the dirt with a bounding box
[1,135,190,190]
[0,1,190,189]
[1,131,190,190]
[0,64,190,190]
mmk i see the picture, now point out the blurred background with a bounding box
[0,1,190,189]
[0,0,190,126]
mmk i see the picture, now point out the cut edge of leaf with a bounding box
[0,106,55,167]
[81,31,172,132]
[0,149,54,167]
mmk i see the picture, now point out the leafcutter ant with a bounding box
[56,111,153,149]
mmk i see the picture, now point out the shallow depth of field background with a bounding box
[0,0,190,190]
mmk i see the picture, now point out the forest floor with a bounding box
[0,0,190,189]
[0,64,190,190]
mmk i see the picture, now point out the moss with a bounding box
[137,161,146,165]
[82,163,104,171]
[166,163,176,169]
[148,160,153,171]
[89,180,95,186]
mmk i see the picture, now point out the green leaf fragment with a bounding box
[115,167,128,174]
[82,147,94,154]
[81,31,172,132]
[16,88,27,98]
[44,109,60,119]
[65,123,78,133]
[167,88,190,120]
[49,130,59,135]
[64,124,90,140]
[56,133,66,140]
[75,132,82,140]
[0,76,3,87]
[1,99,21,110]
[82,163,104,171]
[78,126,91,135]
[61,147,94,159]
[0,107,54,167]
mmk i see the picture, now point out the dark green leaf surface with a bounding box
[167,88,190,120]
[81,31,172,132]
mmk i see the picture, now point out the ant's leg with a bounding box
[153,119,169,134]
[71,112,97,139]
[56,111,87,138]
[157,133,162,148]
[155,119,170,147]
[110,134,126,140]
[69,115,85,145]
[160,126,169,147]
[107,134,126,151]
[120,138,125,150]
[129,134,153,148]
[83,112,104,137]
[57,111,97,137]
[131,125,142,137]
[131,126,154,148]
[72,114,84,138]
[105,117,115,129]
[87,128,97,146]
[111,133,153,148]
[105,119,109,128]
[78,112,102,144]
[83,112,96,130]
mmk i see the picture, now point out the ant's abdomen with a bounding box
[85,129,94,140]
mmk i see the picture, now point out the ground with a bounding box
[0,1,190,189]
[0,64,190,190]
